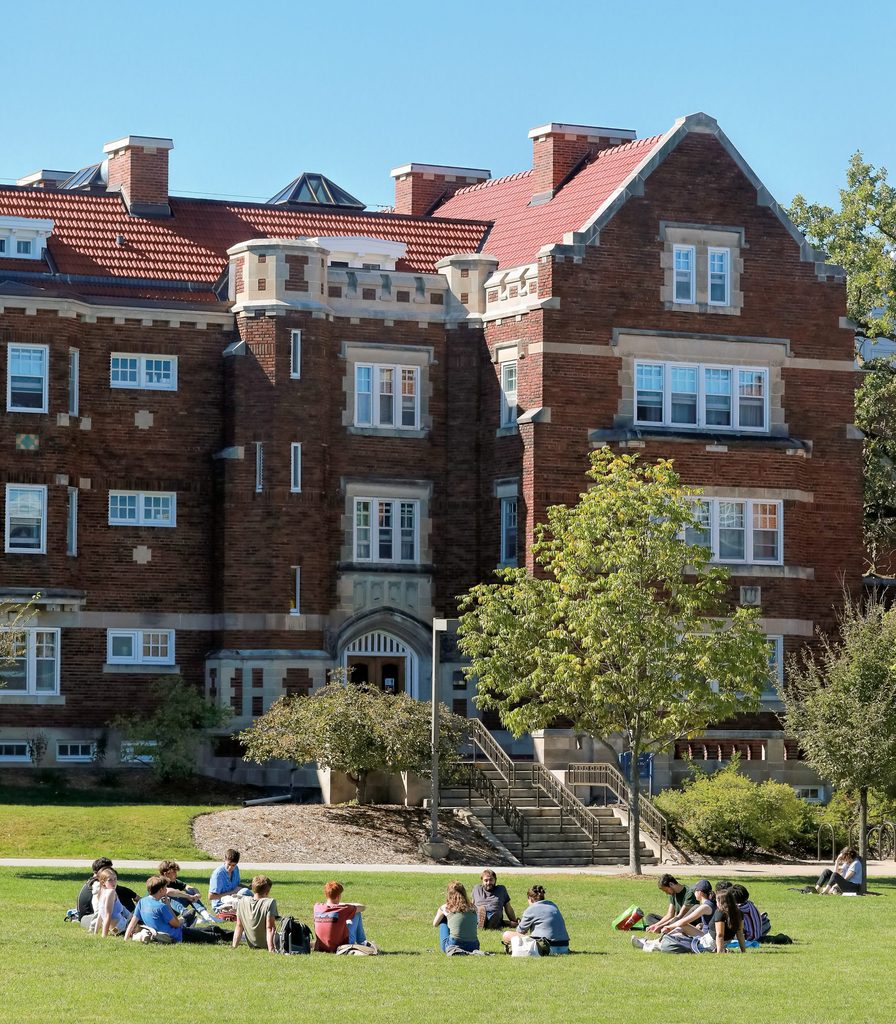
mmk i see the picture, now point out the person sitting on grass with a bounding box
[502,885,570,955]
[632,890,746,954]
[125,876,228,944]
[77,857,138,921]
[654,879,715,939]
[724,883,767,942]
[471,870,518,930]
[232,875,279,952]
[209,849,251,910]
[157,859,204,923]
[812,846,863,895]
[433,881,480,954]
[644,874,698,932]
[90,867,132,937]
[313,880,368,953]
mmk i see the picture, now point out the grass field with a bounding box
[3,867,893,1024]
[0,788,227,858]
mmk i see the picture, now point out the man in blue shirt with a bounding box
[209,849,251,910]
[125,876,227,943]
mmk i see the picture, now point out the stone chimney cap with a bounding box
[16,170,74,187]
[390,163,490,180]
[528,123,636,141]
[103,135,174,154]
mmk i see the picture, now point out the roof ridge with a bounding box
[450,169,533,198]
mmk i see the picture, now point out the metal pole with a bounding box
[428,618,449,847]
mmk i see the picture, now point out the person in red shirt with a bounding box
[313,880,367,952]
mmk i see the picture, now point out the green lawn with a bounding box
[0,799,221,858]
[3,868,894,1024]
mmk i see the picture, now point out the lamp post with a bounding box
[423,617,450,859]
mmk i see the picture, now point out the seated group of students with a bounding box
[74,852,564,956]
[630,873,769,954]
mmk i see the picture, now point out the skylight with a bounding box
[268,173,365,210]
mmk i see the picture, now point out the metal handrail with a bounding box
[456,761,530,864]
[531,763,600,862]
[817,823,835,864]
[466,718,517,787]
[566,761,668,861]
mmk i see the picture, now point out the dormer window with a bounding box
[0,216,54,261]
[310,236,407,272]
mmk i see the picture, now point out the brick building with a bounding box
[0,115,862,796]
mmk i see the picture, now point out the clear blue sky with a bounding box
[2,0,893,213]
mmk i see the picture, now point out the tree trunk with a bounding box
[627,744,642,875]
[859,785,868,895]
[349,772,369,805]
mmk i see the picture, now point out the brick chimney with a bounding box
[528,123,636,204]
[390,163,490,216]
[103,135,174,217]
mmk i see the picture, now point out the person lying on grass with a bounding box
[433,881,480,954]
[645,874,698,933]
[232,875,279,953]
[125,875,229,944]
[313,880,368,952]
[632,890,746,954]
[502,885,570,955]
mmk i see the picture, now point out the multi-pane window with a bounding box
[290,566,301,616]
[66,487,78,557]
[108,491,176,527]
[353,498,418,563]
[290,330,302,379]
[254,442,264,493]
[107,629,175,665]
[685,498,782,564]
[500,497,518,566]
[673,245,695,303]
[766,635,784,697]
[708,247,730,305]
[499,361,518,427]
[0,741,30,762]
[635,361,768,432]
[290,443,302,492]
[17,240,32,256]
[109,354,177,391]
[68,349,79,416]
[7,344,48,412]
[5,484,47,553]
[354,364,419,429]
[57,741,95,762]
[0,628,60,695]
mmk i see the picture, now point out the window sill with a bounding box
[666,301,741,316]
[102,663,181,674]
[347,426,428,439]
[0,694,65,704]
[338,562,433,575]
[495,425,519,437]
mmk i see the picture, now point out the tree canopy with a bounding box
[782,594,896,888]
[457,449,771,872]
[240,676,466,804]
[856,357,896,566]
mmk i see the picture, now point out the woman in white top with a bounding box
[814,846,863,894]
[91,867,131,936]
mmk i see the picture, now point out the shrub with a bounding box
[656,757,810,856]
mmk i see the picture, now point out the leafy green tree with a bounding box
[114,676,231,782]
[240,675,466,804]
[457,449,771,872]
[782,594,896,891]
[789,152,896,339]
[856,357,896,566]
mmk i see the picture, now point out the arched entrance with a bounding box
[342,630,418,698]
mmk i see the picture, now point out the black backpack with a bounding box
[276,916,312,954]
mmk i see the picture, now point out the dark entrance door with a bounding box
[347,656,405,694]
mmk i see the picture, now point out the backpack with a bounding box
[276,916,312,954]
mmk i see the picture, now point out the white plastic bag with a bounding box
[510,934,541,957]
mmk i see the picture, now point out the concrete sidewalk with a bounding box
[1,857,893,877]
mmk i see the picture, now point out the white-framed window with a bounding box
[766,635,783,698]
[794,785,825,803]
[109,354,177,391]
[290,443,302,493]
[673,244,696,304]
[0,740,30,762]
[108,491,176,527]
[290,330,301,379]
[500,496,518,566]
[107,629,175,665]
[354,364,419,429]
[353,498,418,563]
[121,740,157,764]
[685,498,783,564]
[254,442,264,493]
[290,565,301,616]
[68,349,79,417]
[7,343,49,413]
[5,484,47,554]
[499,360,518,427]
[635,361,768,432]
[56,741,95,763]
[17,239,32,256]
[66,487,78,557]
[708,247,730,305]
[0,628,60,695]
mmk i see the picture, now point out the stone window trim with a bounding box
[491,341,521,365]
[340,478,432,566]
[493,477,520,499]
[0,626,61,696]
[684,496,783,566]
[341,341,433,434]
[106,627,176,666]
[352,497,420,564]
[659,222,745,315]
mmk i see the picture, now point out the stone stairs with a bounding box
[441,763,658,867]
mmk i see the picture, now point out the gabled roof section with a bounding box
[436,112,838,275]
[268,172,365,210]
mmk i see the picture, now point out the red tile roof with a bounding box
[435,135,665,268]
[0,189,491,290]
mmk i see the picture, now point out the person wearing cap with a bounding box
[656,880,716,937]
